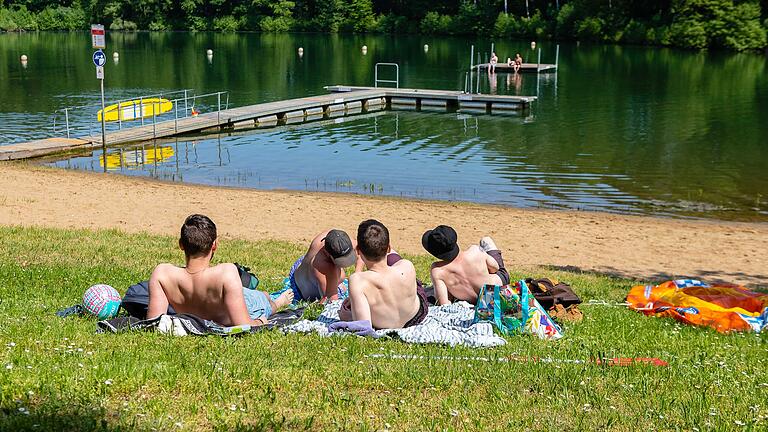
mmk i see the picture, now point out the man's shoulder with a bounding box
[210,263,239,276]
[152,263,181,275]
[391,258,416,273]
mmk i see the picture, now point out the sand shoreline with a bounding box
[1,162,766,287]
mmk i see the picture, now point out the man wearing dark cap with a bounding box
[422,225,510,305]
[289,229,358,302]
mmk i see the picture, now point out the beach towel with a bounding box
[97,307,305,336]
[285,300,507,347]
[626,279,768,333]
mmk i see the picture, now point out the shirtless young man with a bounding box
[289,229,357,302]
[422,225,511,305]
[338,219,428,329]
[147,214,293,326]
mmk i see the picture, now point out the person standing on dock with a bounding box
[288,229,357,303]
[489,52,499,74]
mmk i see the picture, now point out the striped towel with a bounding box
[284,300,506,348]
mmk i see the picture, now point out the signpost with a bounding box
[91,25,107,171]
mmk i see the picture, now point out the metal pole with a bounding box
[555,44,560,69]
[491,43,494,57]
[537,48,542,72]
[174,99,178,132]
[118,101,122,130]
[464,72,469,93]
[152,101,157,138]
[64,108,70,139]
[184,90,188,117]
[217,92,221,124]
[100,78,107,172]
[469,45,474,95]
[140,97,144,125]
[476,63,480,94]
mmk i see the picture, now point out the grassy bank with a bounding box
[0,226,766,431]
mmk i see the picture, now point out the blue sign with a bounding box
[92,50,106,67]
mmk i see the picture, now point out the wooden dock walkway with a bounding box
[472,63,557,73]
[0,87,536,161]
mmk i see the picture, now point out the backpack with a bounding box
[525,278,581,310]
[121,263,259,319]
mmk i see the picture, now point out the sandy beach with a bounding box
[1,163,766,287]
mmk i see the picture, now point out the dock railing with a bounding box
[53,90,229,140]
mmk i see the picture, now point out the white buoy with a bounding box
[423,44,429,53]
[206,49,213,56]
[530,41,536,50]
[113,52,119,58]
[20,54,27,62]
[361,45,368,55]
[298,47,304,58]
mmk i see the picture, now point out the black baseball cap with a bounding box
[422,225,460,262]
[323,229,357,267]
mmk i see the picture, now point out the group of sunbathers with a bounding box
[147,214,509,332]
[488,52,524,74]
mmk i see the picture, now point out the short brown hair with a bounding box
[180,214,217,257]
[357,219,389,261]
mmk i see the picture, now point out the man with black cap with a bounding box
[288,229,358,302]
[422,225,510,305]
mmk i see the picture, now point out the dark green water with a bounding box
[2,32,767,220]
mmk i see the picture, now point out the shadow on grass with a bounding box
[1,400,307,431]
[545,265,768,290]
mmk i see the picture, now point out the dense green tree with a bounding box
[0,0,765,50]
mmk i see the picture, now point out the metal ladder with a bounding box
[374,63,399,88]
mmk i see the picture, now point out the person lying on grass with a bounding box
[147,214,293,326]
[422,225,510,305]
[288,229,357,303]
[337,219,429,330]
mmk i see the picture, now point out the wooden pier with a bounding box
[0,87,536,161]
[472,63,557,73]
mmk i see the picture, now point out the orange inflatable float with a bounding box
[626,279,768,333]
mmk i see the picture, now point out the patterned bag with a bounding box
[475,280,563,340]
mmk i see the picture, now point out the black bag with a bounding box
[525,278,582,310]
[121,264,259,319]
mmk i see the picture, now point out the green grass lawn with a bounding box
[0,226,766,431]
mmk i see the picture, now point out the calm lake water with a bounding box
[2,32,767,221]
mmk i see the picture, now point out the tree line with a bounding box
[1,0,766,50]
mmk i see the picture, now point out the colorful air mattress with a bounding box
[626,279,768,333]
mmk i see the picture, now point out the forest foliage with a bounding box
[0,0,766,50]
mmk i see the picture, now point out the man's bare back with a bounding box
[348,257,420,329]
[148,263,254,326]
[431,245,503,304]
[146,214,292,327]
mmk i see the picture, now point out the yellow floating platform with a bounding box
[97,98,173,122]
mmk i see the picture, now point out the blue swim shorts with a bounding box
[242,288,272,320]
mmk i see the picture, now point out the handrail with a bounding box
[52,90,229,139]
[53,89,195,113]
[374,63,399,89]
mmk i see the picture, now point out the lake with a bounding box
[1,32,766,221]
